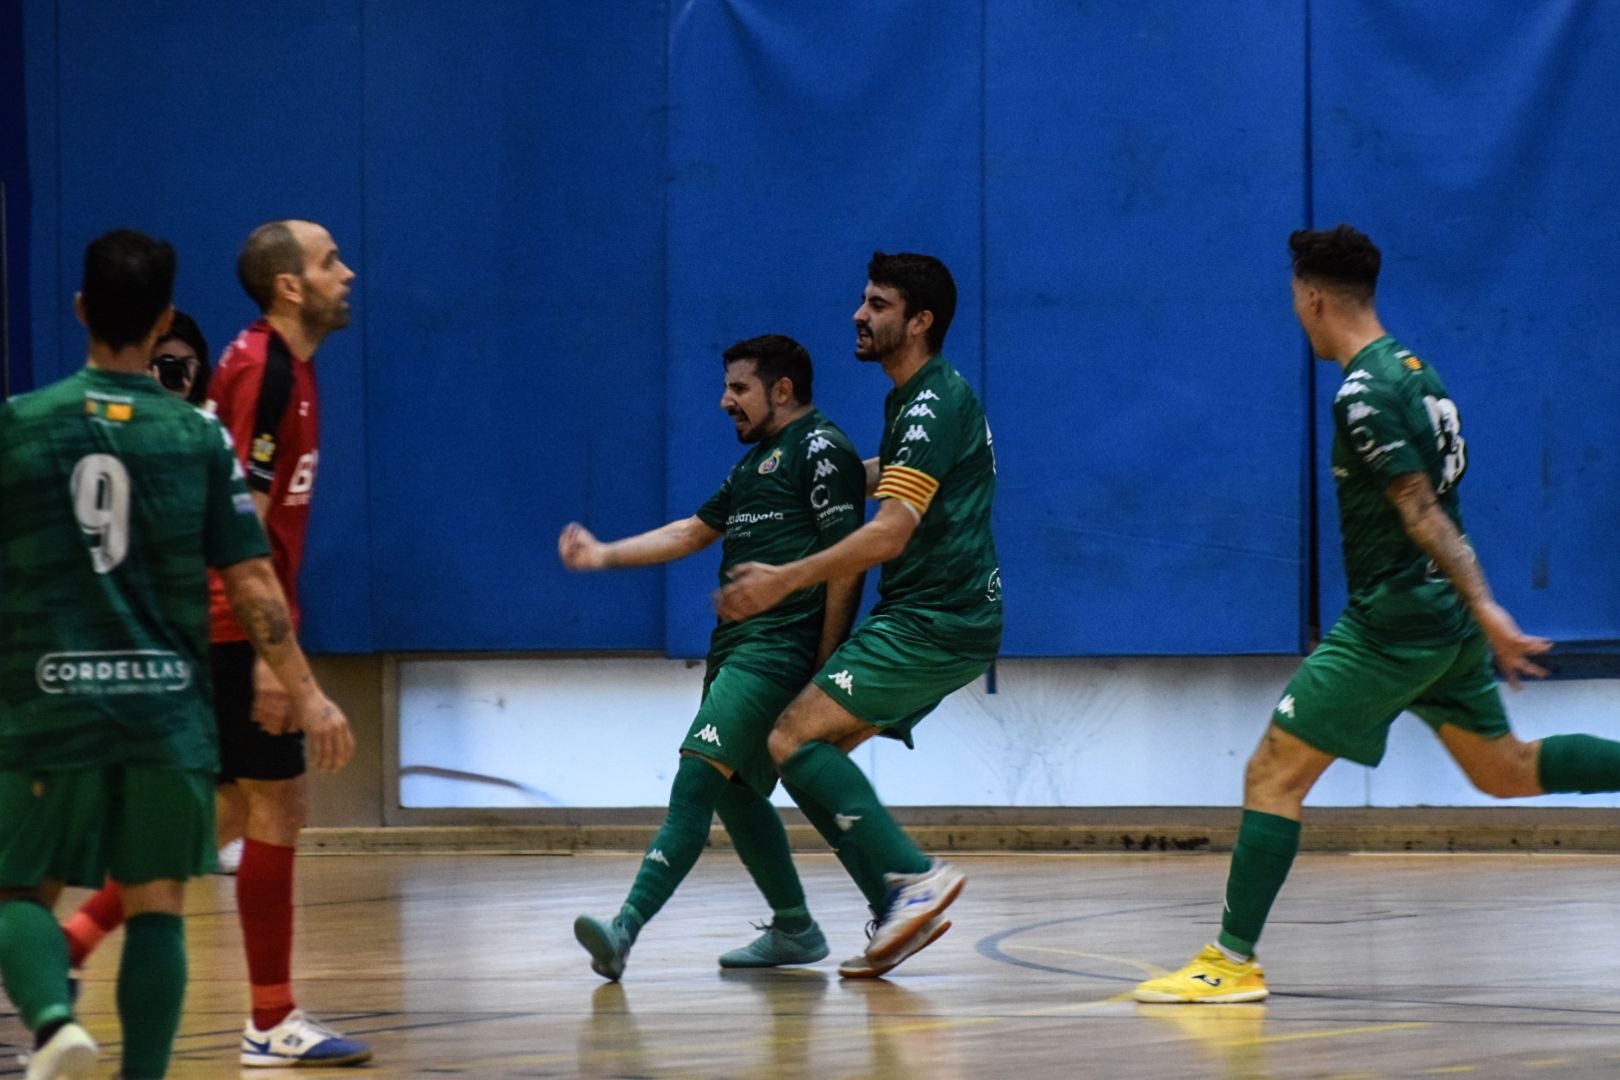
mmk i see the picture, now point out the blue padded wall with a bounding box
[19,1,1620,656]
[1311,0,1620,640]
[985,0,1308,655]
[359,3,668,650]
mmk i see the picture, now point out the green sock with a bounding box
[1537,734,1620,794]
[624,755,728,929]
[118,912,186,1080]
[713,782,811,932]
[778,742,930,881]
[786,780,891,913]
[0,899,73,1033]
[1217,809,1301,957]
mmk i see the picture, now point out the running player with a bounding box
[57,220,369,1066]
[0,229,352,1080]
[718,252,1002,977]
[1136,225,1620,1003]
[563,334,865,980]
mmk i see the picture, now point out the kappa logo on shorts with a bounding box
[835,813,862,832]
[830,670,854,694]
[646,849,671,867]
[694,723,722,747]
[1277,695,1295,718]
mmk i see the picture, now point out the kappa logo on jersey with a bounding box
[915,390,940,402]
[806,435,833,458]
[1277,695,1295,718]
[902,425,930,444]
[694,723,722,746]
[1332,466,1350,479]
[758,448,783,475]
[830,670,854,694]
[813,458,839,479]
[985,568,1003,603]
[905,402,937,418]
[645,849,671,867]
[1345,402,1380,424]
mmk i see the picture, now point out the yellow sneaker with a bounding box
[1133,944,1268,1003]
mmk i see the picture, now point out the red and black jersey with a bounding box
[205,319,320,643]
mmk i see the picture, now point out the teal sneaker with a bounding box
[718,919,830,969]
[574,914,635,981]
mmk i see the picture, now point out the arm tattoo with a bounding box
[244,597,294,648]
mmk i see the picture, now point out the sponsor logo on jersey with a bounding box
[36,651,192,696]
[233,493,257,515]
[806,435,834,457]
[105,403,133,422]
[985,568,1003,603]
[726,510,786,527]
[902,425,930,444]
[299,399,312,417]
[84,392,135,424]
[1277,695,1295,718]
[812,484,830,510]
[1345,402,1380,424]
[813,458,839,479]
[694,723,722,746]
[758,448,783,475]
[906,403,937,418]
[830,670,854,694]
[645,849,671,867]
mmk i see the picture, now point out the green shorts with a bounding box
[679,662,803,798]
[0,766,217,888]
[1272,617,1509,767]
[810,609,993,748]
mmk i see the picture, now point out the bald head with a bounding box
[238,220,306,312]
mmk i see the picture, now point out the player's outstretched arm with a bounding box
[558,517,720,571]
[1385,471,1550,686]
[717,500,917,622]
[219,557,357,771]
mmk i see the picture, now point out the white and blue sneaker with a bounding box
[23,1021,97,1079]
[839,914,952,979]
[240,1009,372,1067]
[867,858,965,962]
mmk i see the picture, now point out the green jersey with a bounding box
[696,408,864,673]
[1330,336,1474,644]
[0,368,269,770]
[871,355,1002,658]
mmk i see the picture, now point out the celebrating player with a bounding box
[1136,225,1620,1003]
[0,229,350,1079]
[718,252,1002,977]
[58,220,369,1066]
[563,334,866,980]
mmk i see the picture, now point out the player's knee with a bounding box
[249,780,308,829]
[767,725,802,768]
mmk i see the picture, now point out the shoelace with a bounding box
[290,1014,345,1042]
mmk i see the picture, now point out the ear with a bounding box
[73,292,88,328]
[152,305,175,341]
[908,308,935,342]
[772,376,795,406]
[274,271,304,309]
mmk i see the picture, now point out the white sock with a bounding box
[1213,941,1251,964]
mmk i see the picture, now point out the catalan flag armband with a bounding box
[874,464,940,516]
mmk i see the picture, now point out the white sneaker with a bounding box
[241,1009,372,1067]
[868,858,966,961]
[839,915,952,978]
[216,837,245,875]
[25,1022,97,1080]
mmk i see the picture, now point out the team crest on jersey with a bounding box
[758,449,783,475]
[251,435,276,464]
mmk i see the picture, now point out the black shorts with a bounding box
[213,641,306,782]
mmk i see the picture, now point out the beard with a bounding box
[302,293,351,337]
[854,321,904,362]
[733,402,776,444]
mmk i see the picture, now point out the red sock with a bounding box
[63,880,125,967]
[238,839,297,1031]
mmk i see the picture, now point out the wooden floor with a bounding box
[11,850,1620,1078]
